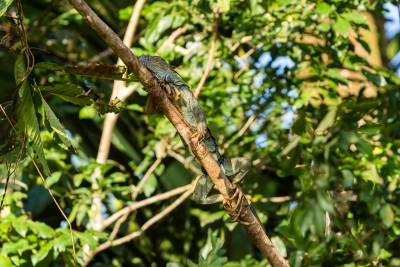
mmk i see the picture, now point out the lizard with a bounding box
[138,55,254,223]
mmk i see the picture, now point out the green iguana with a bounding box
[138,55,253,221]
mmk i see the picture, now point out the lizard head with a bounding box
[138,55,170,71]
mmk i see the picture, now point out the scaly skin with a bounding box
[138,55,251,206]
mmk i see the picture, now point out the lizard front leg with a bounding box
[193,172,224,204]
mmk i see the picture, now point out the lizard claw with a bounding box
[223,183,255,225]
[171,86,181,101]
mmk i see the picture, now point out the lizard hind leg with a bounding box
[221,157,251,184]
[193,173,224,205]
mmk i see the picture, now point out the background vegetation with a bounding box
[1,0,400,266]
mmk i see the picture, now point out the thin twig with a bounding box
[157,26,188,53]
[102,183,194,230]
[167,150,202,175]
[223,114,256,149]
[193,10,219,98]
[131,157,162,200]
[255,196,291,203]
[0,178,28,190]
[109,211,130,240]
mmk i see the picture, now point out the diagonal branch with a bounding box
[66,1,289,266]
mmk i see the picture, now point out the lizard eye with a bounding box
[165,74,174,83]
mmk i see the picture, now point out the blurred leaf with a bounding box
[40,96,77,154]
[280,136,301,157]
[316,191,334,213]
[94,97,126,115]
[362,69,387,87]
[0,0,13,17]
[31,241,53,266]
[342,169,354,188]
[333,16,351,36]
[33,222,55,239]
[271,236,287,258]
[327,69,348,85]
[35,62,128,81]
[341,12,367,25]
[217,0,230,12]
[316,2,332,16]
[12,217,28,237]
[380,204,394,228]
[141,173,158,197]
[77,232,99,249]
[315,109,336,133]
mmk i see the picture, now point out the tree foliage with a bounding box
[0,0,400,266]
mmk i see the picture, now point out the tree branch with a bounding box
[66,1,289,265]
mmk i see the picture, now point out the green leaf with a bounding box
[315,109,336,133]
[356,138,373,158]
[357,38,371,54]
[94,97,126,115]
[341,12,367,25]
[362,69,387,87]
[79,106,97,119]
[0,140,19,156]
[15,55,50,175]
[141,173,158,197]
[35,62,128,81]
[271,236,287,258]
[190,209,226,227]
[0,0,13,17]
[313,205,326,236]
[34,222,55,239]
[342,169,354,188]
[126,103,144,112]
[316,191,334,213]
[316,2,332,16]
[280,136,300,156]
[40,96,77,154]
[380,204,394,228]
[292,112,306,135]
[379,248,393,260]
[39,84,84,96]
[77,232,99,249]
[333,16,351,36]
[31,241,53,266]
[2,239,30,255]
[317,22,331,32]
[217,0,230,12]
[277,0,292,6]
[387,37,400,58]
[54,234,73,253]
[12,217,28,237]
[0,254,12,267]
[327,68,348,85]
[39,85,93,106]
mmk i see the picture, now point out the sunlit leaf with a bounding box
[333,16,351,36]
[15,55,50,175]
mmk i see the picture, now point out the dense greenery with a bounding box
[1,0,399,266]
